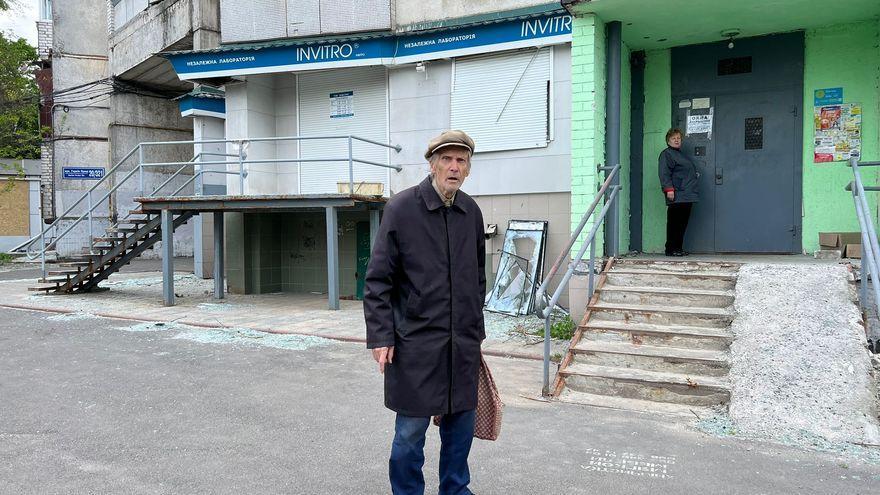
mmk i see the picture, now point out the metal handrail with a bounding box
[11,134,402,279]
[847,158,880,321]
[534,164,621,396]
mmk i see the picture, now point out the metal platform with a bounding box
[136,194,386,310]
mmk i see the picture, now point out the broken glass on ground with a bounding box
[485,220,548,316]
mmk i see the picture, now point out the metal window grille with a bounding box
[745,117,763,150]
[718,56,752,76]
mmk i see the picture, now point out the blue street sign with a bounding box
[63,167,105,180]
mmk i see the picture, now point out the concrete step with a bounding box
[560,363,730,407]
[571,341,730,377]
[596,284,734,308]
[582,320,733,351]
[588,302,734,328]
[557,389,719,418]
[614,259,741,273]
[606,268,737,290]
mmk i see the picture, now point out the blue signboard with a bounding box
[166,13,572,80]
[395,13,572,63]
[814,87,843,106]
[169,38,397,79]
[63,167,105,180]
[179,95,226,117]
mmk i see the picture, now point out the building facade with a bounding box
[165,1,575,303]
[564,0,880,259]
[0,159,41,253]
[34,0,221,259]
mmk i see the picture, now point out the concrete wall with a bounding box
[224,76,279,195]
[193,115,227,278]
[50,0,110,257]
[473,192,571,308]
[111,0,194,76]
[395,0,548,27]
[220,0,392,43]
[225,211,368,296]
[54,1,108,57]
[801,21,880,253]
[109,93,195,257]
[389,45,572,196]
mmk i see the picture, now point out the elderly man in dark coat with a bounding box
[364,130,486,495]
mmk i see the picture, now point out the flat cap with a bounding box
[424,130,475,160]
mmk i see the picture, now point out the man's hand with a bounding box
[666,190,675,201]
[371,346,394,374]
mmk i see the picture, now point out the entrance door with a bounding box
[671,32,803,253]
[714,90,798,252]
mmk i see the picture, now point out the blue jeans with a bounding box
[389,410,476,495]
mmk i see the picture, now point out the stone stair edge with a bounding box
[572,340,730,363]
[557,390,721,418]
[596,284,734,296]
[589,301,734,317]
[561,363,730,391]
[582,319,733,338]
[608,267,738,279]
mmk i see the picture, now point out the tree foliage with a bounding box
[0,31,40,161]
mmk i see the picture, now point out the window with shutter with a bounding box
[451,47,552,154]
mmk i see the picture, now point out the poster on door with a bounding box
[813,103,861,163]
[330,91,354,119]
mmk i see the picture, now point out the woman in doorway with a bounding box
[658,128,699,256]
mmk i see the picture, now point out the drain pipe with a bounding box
[605,20,622,257]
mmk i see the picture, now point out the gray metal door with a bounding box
[714,90,798,252]
[671,32,803,253]
[673,101,716,254]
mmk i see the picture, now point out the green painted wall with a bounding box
[802,21,880,253]
[570,14,606,253]
[640,49,672,253]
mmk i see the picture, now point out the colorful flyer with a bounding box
[814,103,861,163]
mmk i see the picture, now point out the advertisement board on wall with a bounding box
[813,102,861,163]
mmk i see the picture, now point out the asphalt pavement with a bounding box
[1,307,877,494]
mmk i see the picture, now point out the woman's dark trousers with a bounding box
[665,202,693,254]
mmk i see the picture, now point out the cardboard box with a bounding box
[819,232,861,249]
[844,243,862,259]
[337,182,384,195]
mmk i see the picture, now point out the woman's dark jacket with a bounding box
[364,175,486,417]
[658,146,700,204]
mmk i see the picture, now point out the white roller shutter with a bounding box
[298,67,389,194]
[451,48,552,153]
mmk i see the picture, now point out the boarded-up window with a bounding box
[451,48,552,153]
[0,181,30,236]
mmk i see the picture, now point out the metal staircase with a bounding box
[11,134,402,298]
[28,209,195,294]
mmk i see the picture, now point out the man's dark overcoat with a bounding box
[364,175,486,417]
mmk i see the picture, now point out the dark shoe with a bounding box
[671,250,686,257]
